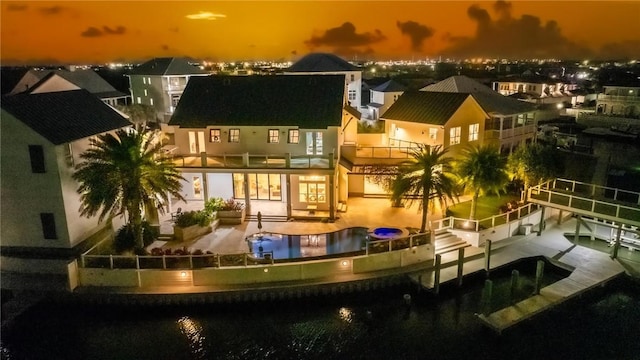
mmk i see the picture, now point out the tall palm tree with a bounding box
[73,126,185,249]
[456,144,510,220]
[390,144,457,232]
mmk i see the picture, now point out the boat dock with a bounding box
[409,217,626,333]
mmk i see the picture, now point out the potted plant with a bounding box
[173,210,213,241]
[216,197,246,225]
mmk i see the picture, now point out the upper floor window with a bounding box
[210,129,221,143]
[136,97,141,104]
[143,77,147,85]
[144,89,148,96]
[150,98,154,106]
[268,129,279,143]
[429,128,438,140]
[516,114,525,127]
[469,123,479,142]
[147,77,151,84]
[64,143,74,167]
[449,127,461,145]
[350,74,355,82]
[28,145,45,173]
[229,129,240,143]
[348,90,357,101]
[40,213,57,239]
[288,129,300,144]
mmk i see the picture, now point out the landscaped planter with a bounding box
[217,209,245,225]
[173,224,213,242]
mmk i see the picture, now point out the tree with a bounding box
[456,144,510,220]
[73,126,185,251]
[508,142,564,194]
[390,144,458,232]
[116,104,158,126]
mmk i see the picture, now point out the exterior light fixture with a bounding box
[341,260,349,267]
[180,271,187,278]
[263,268,269,273]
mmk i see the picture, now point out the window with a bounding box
[210,129,221,143]
[449,127,461,145]
[348,90,357,101]
[429,128,438,140]
[143,77,146,85]
[40,213,57,239]
[229,129,240,143]
[28,145,45,173]
[64,143,74,167]
[288,129,299,144]
[268,129,279,143]
[299,176,326,203]
[144,89,148,96]
[526,112,535,125]
[149,98,154,106]
[147,77,151,84]
[516,114,525,127]
[136,97,141,104]
[468,123,479,141]
[350,74,355,82]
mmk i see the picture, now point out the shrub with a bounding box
[113,221,157,254]
[221,197,245,211]
[204,197,226,216]
[174,210,212,227]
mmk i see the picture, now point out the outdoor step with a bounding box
[246,214,289,222]
[434,234,460,245]
[435,242,471,255]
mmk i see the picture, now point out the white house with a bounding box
[367,79,406,120]
[1,89,131,291]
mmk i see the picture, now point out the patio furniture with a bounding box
[171,207,182,221]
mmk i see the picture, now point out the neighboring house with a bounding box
[284,53,364,112]
[421,76,537,153]
[367,79,406,120]
[126,57,209,123]
[492,76,576,105]
[595,82,640,117]
[8,68,129,106]
[1,89,132,291]
[167,75,358,220]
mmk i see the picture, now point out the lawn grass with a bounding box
[446,194,521,220]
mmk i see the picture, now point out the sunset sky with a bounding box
[1,1,639,65]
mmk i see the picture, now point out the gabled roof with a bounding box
[1,89,131,145]
[421,75,495,94]
[286,53,359,72]
[169,75,346,128]
[129,57,208,76]
[344,104,361,119]
[10,69,127,99]
[372,80,406,93]
[380,91,474,125]
[422,75,536,115]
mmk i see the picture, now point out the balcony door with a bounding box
[234,173,281,201]
[188,131,205,154]
[306,132,323,155]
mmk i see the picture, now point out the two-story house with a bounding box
[167,75,357,220]
[126,57,209,124]
[284,53,364,112]
[1,89,131,292]
[596,82,640,117]
[367,79,406,120]
[422,76,537,153]
[8,68,129,106]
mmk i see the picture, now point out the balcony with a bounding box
[597,94,640,103]
[171,152,336,170]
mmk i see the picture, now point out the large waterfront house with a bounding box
[167,74,358,220]
[126,57,210,123]
[1,89,132,291]
[8,68,129,107]
[284,53,364,113]
[492,75,577,105]
[595,82,640,117]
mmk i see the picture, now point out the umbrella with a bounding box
[257,211,263,233]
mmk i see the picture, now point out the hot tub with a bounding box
[368,227,406,240]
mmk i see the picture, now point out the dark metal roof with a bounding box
[1,89,131,145]
[129,57,208,76]
[380,91,472,125]
[14,69,127,98]
[372,80,406,93]
[169,75,346,128]
[344,104,361,119]
[286,53,359,72]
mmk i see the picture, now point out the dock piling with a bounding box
[534,260,545,295]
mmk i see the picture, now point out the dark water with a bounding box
[2,261,640,360]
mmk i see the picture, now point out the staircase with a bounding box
[434,228,470,255]
[245,214,290,222]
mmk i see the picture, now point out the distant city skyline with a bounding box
[1,1,639,66]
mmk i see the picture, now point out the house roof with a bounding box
[129,57,209,76]
[380,91,473,125]
[422,75,536,115]
[344,104,361,119]
[1,89,131,145]
[372,80,406,93]
[10,69,128,98]
[286,53,359,72]
[169,75,346,128]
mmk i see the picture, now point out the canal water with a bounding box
[2,260,640,360]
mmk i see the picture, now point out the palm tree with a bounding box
[456,144,510,220]
[73,126,185,250]
[508,142,564,194]
[390,144,457,232]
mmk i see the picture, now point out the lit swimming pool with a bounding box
[246,227,370,260]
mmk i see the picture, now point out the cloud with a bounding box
[6,3,28,11]
[80,26,127,38]
[600,40,640,60]
[39,6,65,15]
[185,11,226,20]
[305,22,386,50]
[441,1,591,59]
[169,27,179,33]
[161,45,170,51]
[397,20,435,51]
[291,50,297,56]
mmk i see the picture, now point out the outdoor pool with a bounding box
[245,227,371,260]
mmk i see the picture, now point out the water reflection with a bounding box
[177,316,207,359]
